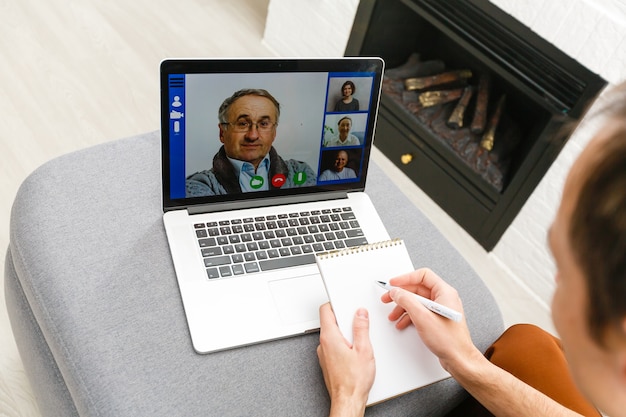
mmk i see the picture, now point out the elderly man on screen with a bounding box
[186,88,316,197]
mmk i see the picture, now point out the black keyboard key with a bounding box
[219,220,231,226]
[206,268,220,279]
[204,256,231,267]
[259,254,316,271]
[208,228,220,236]
[346,229,364,238]
[323,242,335,251]
[246,242,259,251]
[220,226,232,235]
[313,243,324,252]
[232,225,243,233]
[255,251,268,260]
[217,236,229,245]
[267,249,280,258]
[201,247,222,257]
[235,244,246,253]
[219,266,232,277]
[198,238,217,248]
[232,254,244,263]
[244,253,256,262]
[301,244,313,253]
[244,262,260,273]
[196,229,208,238]
[194,223,206,229]
[291,246,302,255]
[340,212,356,220]
[223,245,234,254]
[281,237,293,246]
[345,237,368,247]
[232,264,245,275]
[279,248,291,257]
[229,235,241,244]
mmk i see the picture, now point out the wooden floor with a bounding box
[0,1,551,415]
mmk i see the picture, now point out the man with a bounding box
[317,82,626,417]
[318,150,357,182]
[324,116,360,147]
[186,89,316,196]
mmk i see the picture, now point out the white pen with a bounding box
[376,281,463,322]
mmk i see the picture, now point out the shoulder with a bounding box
[186,170,225,196]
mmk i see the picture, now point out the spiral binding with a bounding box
[316,238,404,260]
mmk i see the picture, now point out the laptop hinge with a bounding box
[187,191,350,215]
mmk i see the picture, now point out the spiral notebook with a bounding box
[315,239,450,405]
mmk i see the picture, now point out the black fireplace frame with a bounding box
[346,0,607,250]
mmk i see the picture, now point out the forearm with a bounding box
[447,349,584,417]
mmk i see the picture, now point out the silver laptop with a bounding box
[161,58,389,353]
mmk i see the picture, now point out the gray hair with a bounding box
[218,89,281,124]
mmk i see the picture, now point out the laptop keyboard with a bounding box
[194,207,368,279]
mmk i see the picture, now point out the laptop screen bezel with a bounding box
[160,58,385,212]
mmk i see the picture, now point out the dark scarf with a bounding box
[212,146,289,194]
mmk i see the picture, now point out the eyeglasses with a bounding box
[222,119,277,133]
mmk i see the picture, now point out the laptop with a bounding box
[161,58,390,353]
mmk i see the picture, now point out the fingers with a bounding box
[351,308,372,353]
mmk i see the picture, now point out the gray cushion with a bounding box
[5,131,503,416]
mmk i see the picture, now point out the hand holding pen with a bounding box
[378,268,478,368]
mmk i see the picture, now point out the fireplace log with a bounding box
[385,54,446,80]
[447,86,475,129]
[418,88,464,108]
[480,95,506,151]
[470,74,491,134]
[405,69,473,91]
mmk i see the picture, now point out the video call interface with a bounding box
[167,70,377,200]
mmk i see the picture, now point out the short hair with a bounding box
[337,116,352,126]
[218,89,280,124]
[341,80,356,94]
[570,82,626,346]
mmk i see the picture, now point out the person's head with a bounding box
[333,150,349,172]
[337,116,353,141]
[549,82,626,416]
[341,81,355,98]
[218,89,280,168]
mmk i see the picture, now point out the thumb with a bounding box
[351,308,371,350]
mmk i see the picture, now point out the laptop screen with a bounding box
[161,58,384,211]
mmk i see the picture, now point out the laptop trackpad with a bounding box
[268,275,329,325]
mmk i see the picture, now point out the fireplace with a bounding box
[345,0,607,250]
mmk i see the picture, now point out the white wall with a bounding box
[262,0,626,307]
